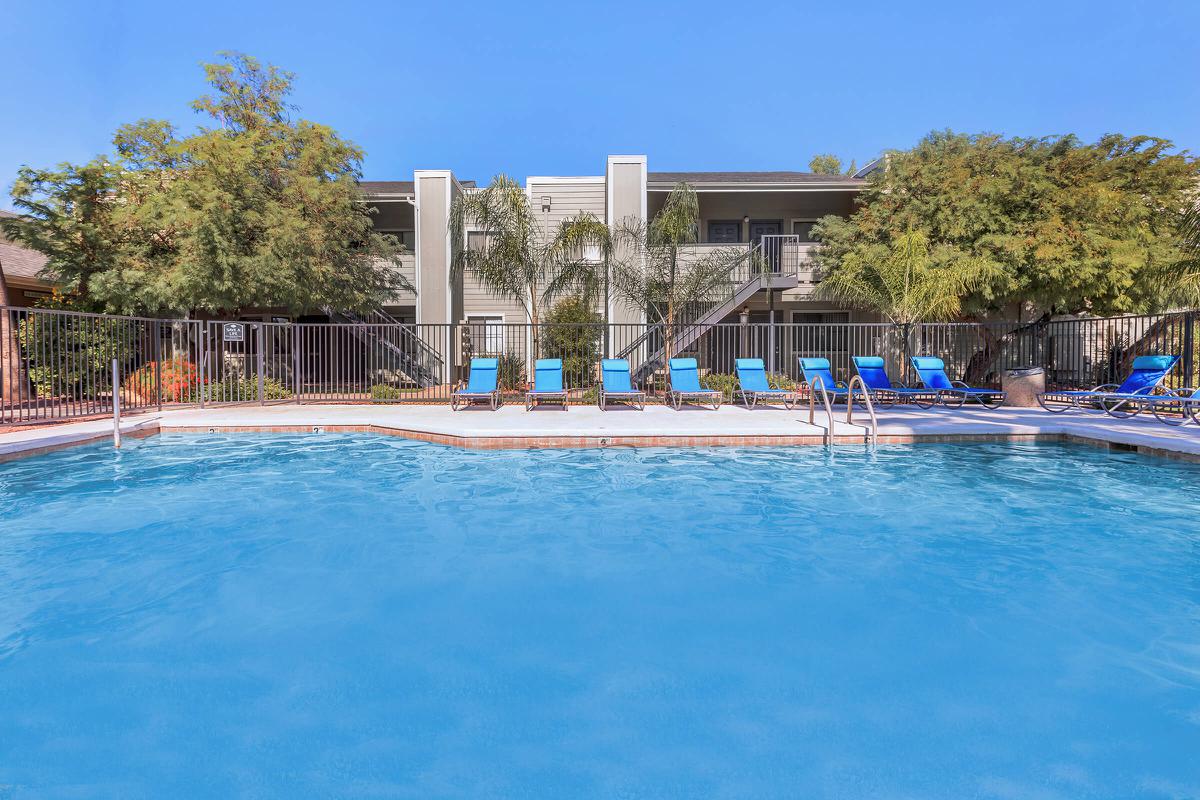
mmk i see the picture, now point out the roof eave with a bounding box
[646,181,864,192]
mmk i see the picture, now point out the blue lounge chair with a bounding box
[526,358,568,411]
[851,356,940,408]
[1037,355,1197,422]
[734,358,799,409]
[451,357,501,410]
[599,359,645,410]
[910,356,1006,409]
[666,358,722,410]
[797,357,855,403]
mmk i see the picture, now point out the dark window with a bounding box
[791,312,852,358]
[379,229,415,249]
[792,221,817,242]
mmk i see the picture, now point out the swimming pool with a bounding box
[0,435,1197,798]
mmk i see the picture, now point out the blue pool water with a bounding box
[0,435,1198,798]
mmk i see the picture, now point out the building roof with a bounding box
[0,210,51,284]
[359,179,476,196]
[647,171,864,188]
[359,181,415,195]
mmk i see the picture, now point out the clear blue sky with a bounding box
[4,0,1198,207]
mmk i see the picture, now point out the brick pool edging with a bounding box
[4,419,1196,464]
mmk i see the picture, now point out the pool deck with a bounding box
[2,402,1199,461]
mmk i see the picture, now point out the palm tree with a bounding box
[449,175,608,359]
[608,182,750,369]
[817,228,997,367]
[817,228,995,324]
[1173,205,1200,306]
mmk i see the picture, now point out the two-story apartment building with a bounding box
[360,154,878,337]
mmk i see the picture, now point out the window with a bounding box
[378,229,415,249]
[791,312,852,357]
[791,220,817,242]
[467,315,505,353]
[467,231,494,252]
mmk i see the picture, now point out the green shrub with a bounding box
[700,372,739,400]
[540,296,603,388]
[497,352,526,391]
[190,375,293,402]
[16,313,131,400]
[701,371,796,399]
[370,383,419,402]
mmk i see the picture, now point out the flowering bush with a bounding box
[129,357,200,402]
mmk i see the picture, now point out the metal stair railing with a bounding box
[327,307,443,388]
[618,243,765,377]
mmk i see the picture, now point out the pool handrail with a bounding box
[807,374,837,446]
[797,358,852,401]
[845,374,878,446]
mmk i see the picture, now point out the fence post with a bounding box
[198,322,207,409]
[1183,311,1196,387]
[111,358,121,448]
[256,323,266,405]
[767,311,776,374]
[292,324,301,404]
[153,320,163,412]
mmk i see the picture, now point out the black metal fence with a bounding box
[1,306,1196,424]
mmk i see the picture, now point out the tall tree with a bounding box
[812,131,1200,318]
[808,154,843,174]
[449,175,608,358]
[608,182,751,368]
[808,154,858,175]
[2,52,407,316]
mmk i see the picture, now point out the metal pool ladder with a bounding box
[807,376,836,446]
[846,375,879,447]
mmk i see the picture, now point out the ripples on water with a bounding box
[0,435,1198,798]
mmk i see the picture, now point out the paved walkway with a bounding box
[2,402,1198,461]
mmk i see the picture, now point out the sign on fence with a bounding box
[222,323,245,342]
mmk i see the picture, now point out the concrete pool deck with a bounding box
[2,402,1199,461]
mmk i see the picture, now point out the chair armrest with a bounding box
[951,380,970,389]
[1090,383,1119,392]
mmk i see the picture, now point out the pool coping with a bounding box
[4,412,1197,464]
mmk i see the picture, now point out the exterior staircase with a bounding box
[326,307,444,388]
[618,236,805,381]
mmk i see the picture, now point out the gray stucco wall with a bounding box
[606,156,647,330]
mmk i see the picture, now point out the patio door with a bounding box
[750,221,783,271]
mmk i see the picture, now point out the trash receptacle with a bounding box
[1002,367,1045,408]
